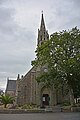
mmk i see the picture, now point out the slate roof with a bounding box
[6,80,16,91]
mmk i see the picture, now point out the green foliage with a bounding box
[32,27,80,98]
[0,94,14,108]
[21,103,38,109]
[63,100,71,106]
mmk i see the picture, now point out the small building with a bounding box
[5,78,16,98]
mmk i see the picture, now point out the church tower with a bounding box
[37,11,49,46]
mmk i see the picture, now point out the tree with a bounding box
[0,94,14,108]
[32,27,80,102]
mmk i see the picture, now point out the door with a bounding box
[42,94,50,106]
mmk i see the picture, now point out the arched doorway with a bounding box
[42,94,50,106]
[41,87,50,107]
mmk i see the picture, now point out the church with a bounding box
[6,12,70,107]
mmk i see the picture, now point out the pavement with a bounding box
[0,113,80,120]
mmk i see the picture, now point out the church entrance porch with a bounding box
[40,87,51,108]
[42,94,50,107]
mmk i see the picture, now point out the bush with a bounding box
[63,100,70,106]
[21,103,37,109]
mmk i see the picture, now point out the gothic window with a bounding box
[40,36,42,41]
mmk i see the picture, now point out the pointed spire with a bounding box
[37,12,49,46]
[40,10,45,30]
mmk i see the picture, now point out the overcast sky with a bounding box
[0,0,80,91]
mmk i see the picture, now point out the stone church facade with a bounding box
[6,13,70,107]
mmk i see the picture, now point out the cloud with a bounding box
[47,0,80,33]
[0,1,36,90]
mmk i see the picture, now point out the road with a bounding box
[0,113,80,120]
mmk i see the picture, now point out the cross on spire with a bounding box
[41,10,43,14]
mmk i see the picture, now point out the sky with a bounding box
[0,0,80,91]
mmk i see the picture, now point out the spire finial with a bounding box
[41,10,43,14]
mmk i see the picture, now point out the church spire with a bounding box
[37,12,49,46]
[40,11,45,30]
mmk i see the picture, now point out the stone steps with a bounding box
[45,106,62,112]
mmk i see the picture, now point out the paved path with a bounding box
[0,113,80,120]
